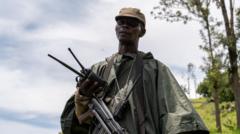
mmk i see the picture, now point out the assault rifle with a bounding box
[48,48,126,134]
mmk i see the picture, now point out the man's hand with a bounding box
[74,91,90,116]
[77,78,104,97]
[75,79,104,116]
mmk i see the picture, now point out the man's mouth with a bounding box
[119,31,129,35]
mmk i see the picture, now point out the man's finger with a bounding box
[78,79,91,90]
[94,87,104,94]
[88,81,100,93]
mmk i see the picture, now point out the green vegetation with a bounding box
[192,98,240,134]
[152,0,240,129]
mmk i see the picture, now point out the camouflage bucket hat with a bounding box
[115,7,146,26]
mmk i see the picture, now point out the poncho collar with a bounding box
[105,51,154,62]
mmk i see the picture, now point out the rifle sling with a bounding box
[104,53,145,134]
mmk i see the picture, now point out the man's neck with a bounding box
[118,43,138,54]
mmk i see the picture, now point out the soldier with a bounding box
[61,7,209,134]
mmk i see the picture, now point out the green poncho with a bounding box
[61,52,209,134]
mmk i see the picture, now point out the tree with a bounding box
[151,0,240,130]
[197,71,234,102]
[198,8,225,131]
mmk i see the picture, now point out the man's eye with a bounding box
[117,19,139,27]
[117,20,124,25]
[128,21,138,27]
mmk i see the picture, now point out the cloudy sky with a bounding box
[0,0,216,133]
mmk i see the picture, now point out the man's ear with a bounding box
[139,28,146,37]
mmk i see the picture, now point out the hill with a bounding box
[192,98,240,134]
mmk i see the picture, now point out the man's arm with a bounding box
[61,95,90,134]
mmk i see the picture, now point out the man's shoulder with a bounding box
[90,54,116,71]
[90,52,168,70]
[91,60,107,72]
[140,51,168,69]
[92,60,108,67]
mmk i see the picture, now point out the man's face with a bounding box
[115,17,142,44]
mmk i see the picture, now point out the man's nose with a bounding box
[121,22,130,28]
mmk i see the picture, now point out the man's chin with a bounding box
[119,39,132,44]
[118,37,131,43]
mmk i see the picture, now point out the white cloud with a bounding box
[21,22,103,43]
[0,119,59,134]
[0,66,73,114]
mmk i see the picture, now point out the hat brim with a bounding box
[115,15,145,25]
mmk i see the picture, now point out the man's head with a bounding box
[115,7,145,28]
[115,7,146,44]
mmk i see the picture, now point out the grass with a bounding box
[192,98,240,134]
